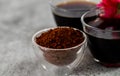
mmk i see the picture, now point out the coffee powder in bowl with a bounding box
[32,26,87,66]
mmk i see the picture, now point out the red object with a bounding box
[97,0,120,18]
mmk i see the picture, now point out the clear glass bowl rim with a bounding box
[32,26,87,51]
[49,0,97,13]
[81,7,120,33]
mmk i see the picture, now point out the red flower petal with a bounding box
[97,0,120,18]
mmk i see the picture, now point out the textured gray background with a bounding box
[0,0,120,76]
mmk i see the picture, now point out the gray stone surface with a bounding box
[0,0,120,76]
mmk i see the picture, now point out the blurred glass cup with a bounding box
[81,8,120,67]
[32,27,87,76]
[49,0,99,30]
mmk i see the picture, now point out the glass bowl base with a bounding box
[94,58,120,67]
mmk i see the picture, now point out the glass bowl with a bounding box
[32,26,87,76]
[81,8,120,67]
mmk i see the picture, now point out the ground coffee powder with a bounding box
[36,27,84,49]
[35,27,85,66]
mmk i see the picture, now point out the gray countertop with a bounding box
[0,0,120,76]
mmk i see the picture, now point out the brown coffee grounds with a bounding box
[36,27,84,49]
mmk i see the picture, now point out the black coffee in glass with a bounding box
[81,8,120,67]
[51,1,96,30]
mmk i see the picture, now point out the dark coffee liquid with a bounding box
[52,1,96,30]
[85,16,120,66]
